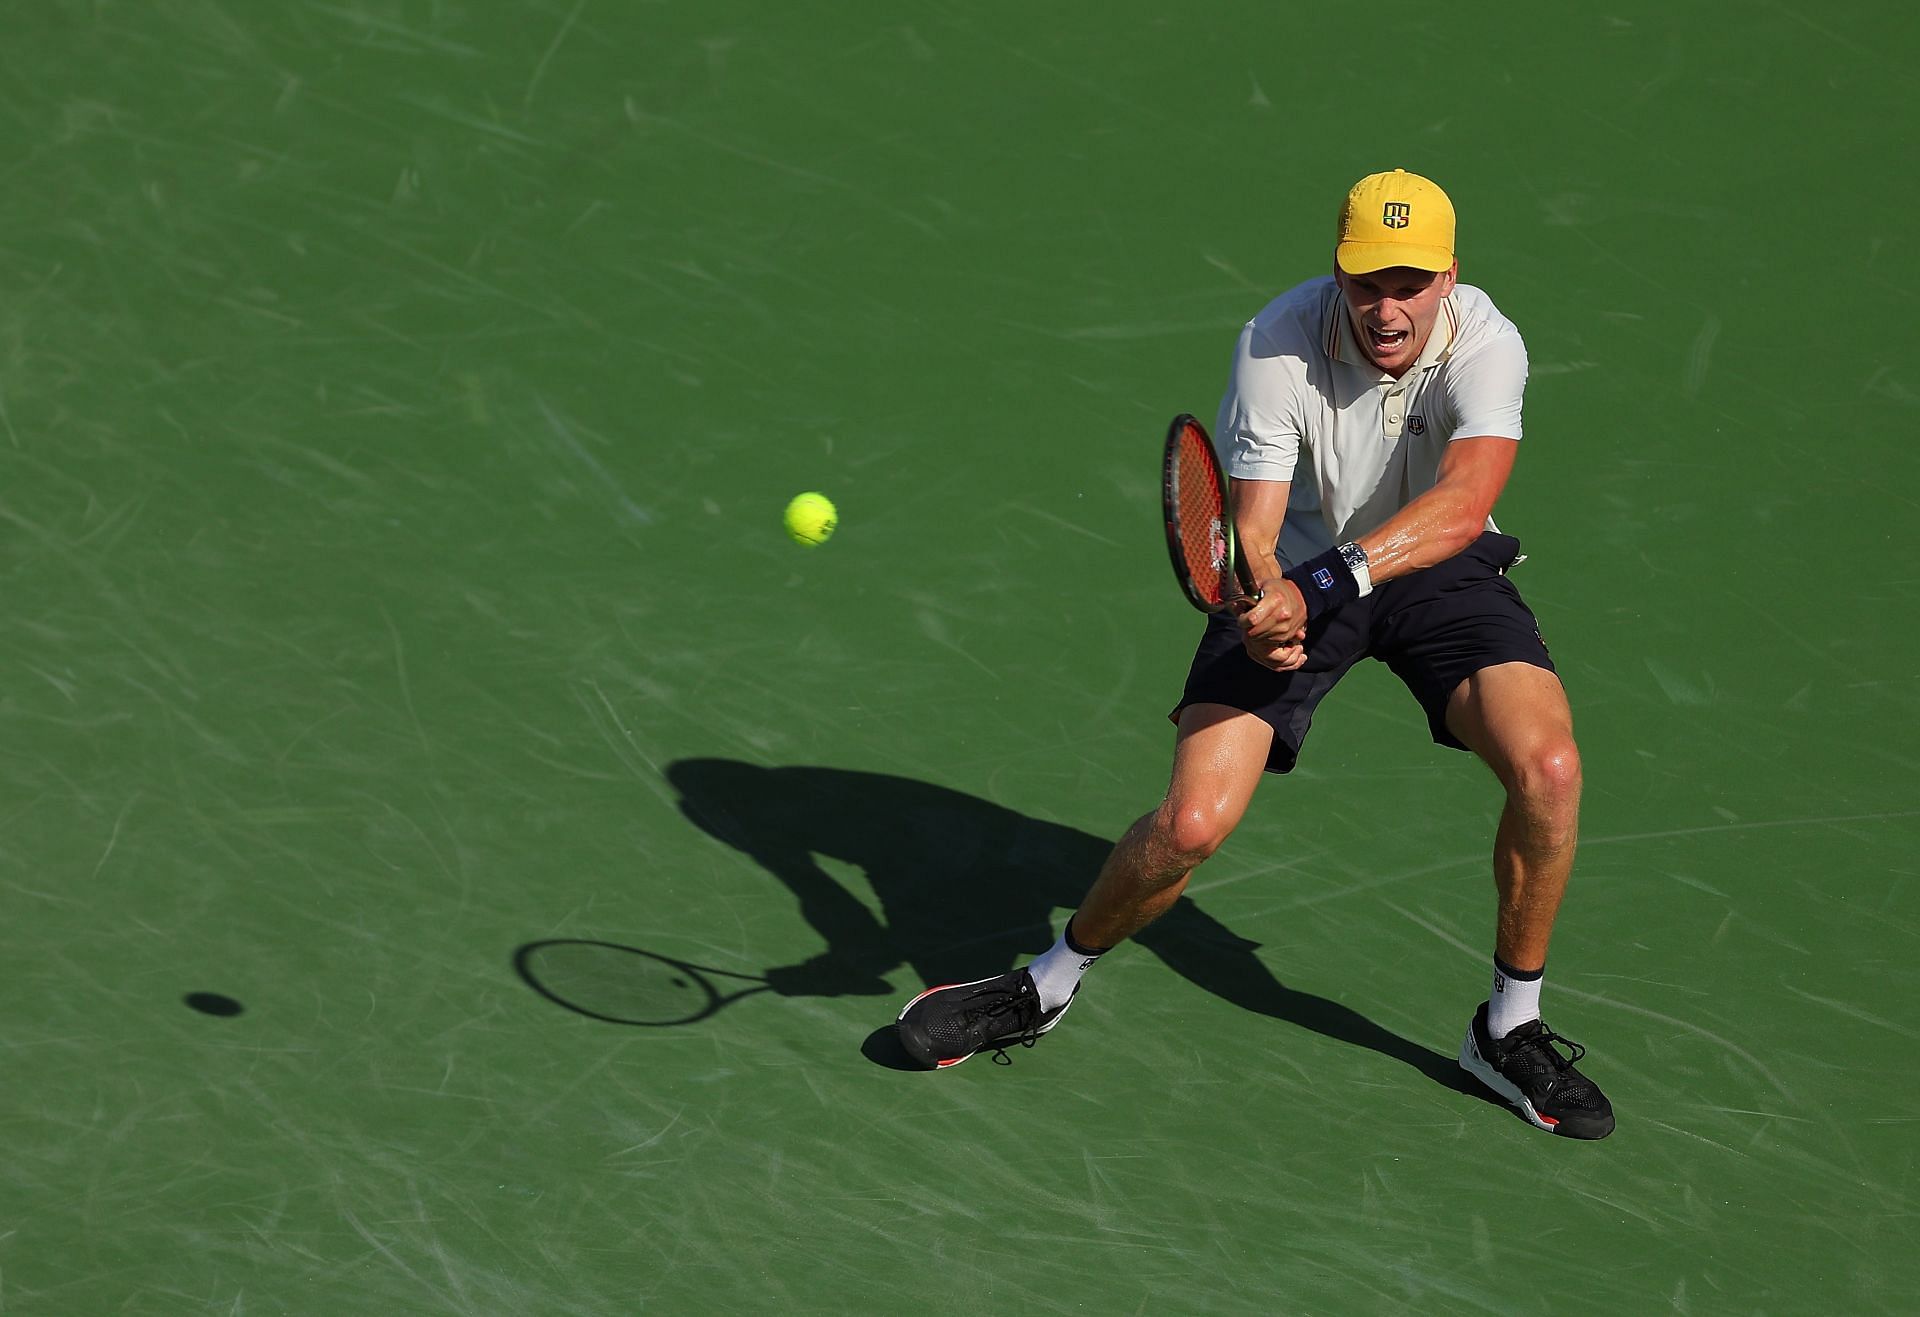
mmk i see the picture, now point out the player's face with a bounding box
[1335,262,1458,377]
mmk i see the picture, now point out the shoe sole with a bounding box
[896,977,1074,1069]
[1458,1021,1614,1139]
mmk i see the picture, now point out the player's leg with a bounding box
[1012,703,1272,1011]
[1373,532,1613,1136]
[1446,660,1613,1138]
[1444,661,1581,978]
[893,705,1271,1068]
[1069,703,1273,948]
[893,596,1365,1070]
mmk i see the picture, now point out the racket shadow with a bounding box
[657,758,1472,1091]
[514,939,774,1027]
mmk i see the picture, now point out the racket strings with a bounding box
[1176,431,1229,604]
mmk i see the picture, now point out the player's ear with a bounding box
[1439,261,1458,296]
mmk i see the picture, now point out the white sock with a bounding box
[1026,919,1107,1012]
[1487,957,1544,1039]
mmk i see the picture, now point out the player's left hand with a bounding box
[1241,578,1308,644]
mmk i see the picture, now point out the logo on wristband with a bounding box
[1312,568,1334,591]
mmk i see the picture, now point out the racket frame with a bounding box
[1162,413,1259,615]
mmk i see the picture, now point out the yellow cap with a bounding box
[1335,169,1455,274]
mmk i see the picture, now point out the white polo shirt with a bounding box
[1213,276,1527,566]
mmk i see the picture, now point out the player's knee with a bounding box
[1157,797,1236,865]
[1513,738,1582,815]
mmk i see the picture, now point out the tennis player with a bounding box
[897,169,1614,1138]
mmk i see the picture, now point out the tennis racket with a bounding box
[515,939,772,1027]
[1162,413,1258,614]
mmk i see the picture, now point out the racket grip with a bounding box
[1230,560,1263,610]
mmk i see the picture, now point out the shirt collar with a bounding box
[1324,287,1460,380]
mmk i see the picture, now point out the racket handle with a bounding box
[1227,559,1263,612]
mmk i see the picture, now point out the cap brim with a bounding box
[1336,241,1453,275]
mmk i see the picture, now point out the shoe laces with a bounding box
[1507,1023,1605,1105]
[955,979,1045,1063]
[959,979,1040,1032]
[988,1036,1041,1065]
[1514,1024,1586,1070]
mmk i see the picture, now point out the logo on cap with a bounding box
[1382,201,1411,230]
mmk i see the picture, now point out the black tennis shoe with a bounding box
[895,969,1075,1069]
[1459,1003,1616,1139]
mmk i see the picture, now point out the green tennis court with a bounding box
[4,3,1916,1311]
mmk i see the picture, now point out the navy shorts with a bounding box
[1171,532,1555,774]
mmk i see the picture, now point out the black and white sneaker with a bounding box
[1459,1003,1616,1139]
[895,969,1075,1069]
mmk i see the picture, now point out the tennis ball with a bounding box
[783,491,837,547]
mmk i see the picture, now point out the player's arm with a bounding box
[1232,476,1291,590]
[1218,319,1309,652]
[1242,435,1517,641]
[1352,434,1517,582]
[1232,478,1311,669]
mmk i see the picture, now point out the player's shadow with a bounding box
[666,758,1485,1097]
